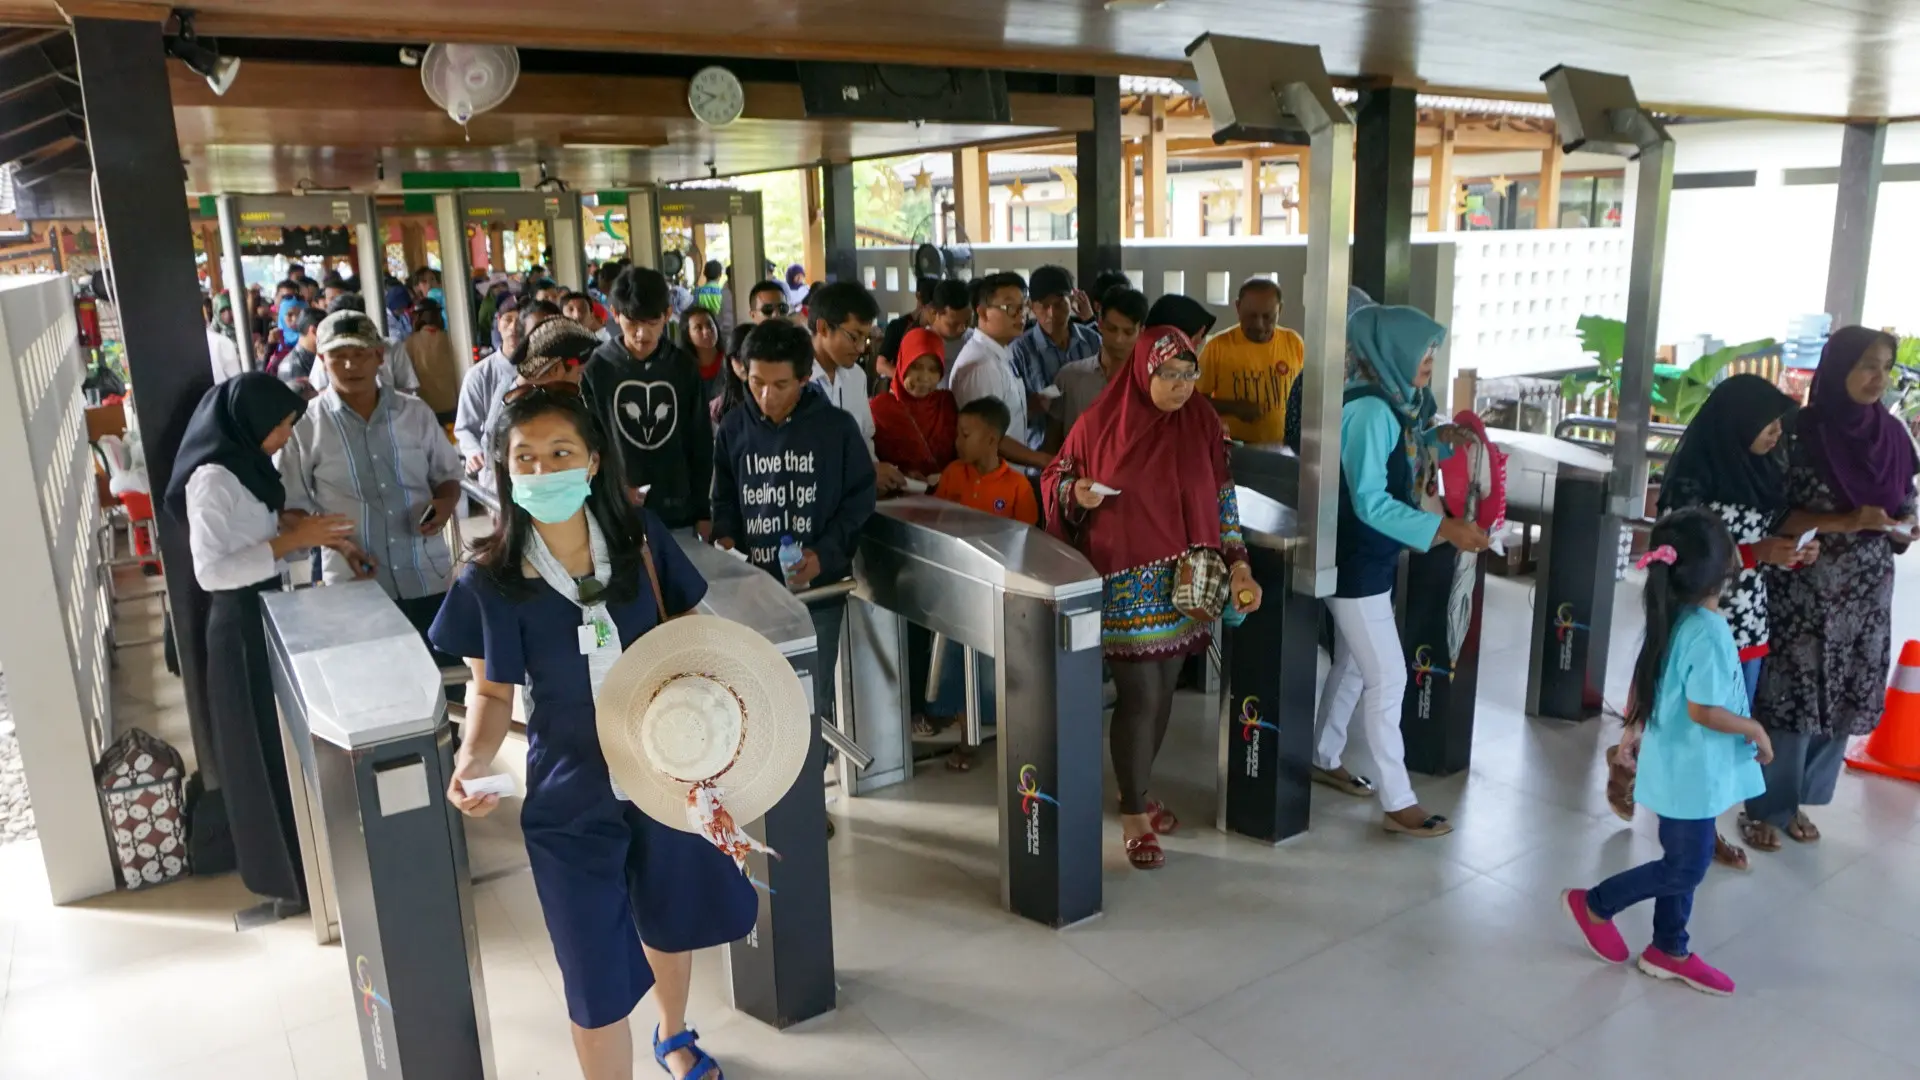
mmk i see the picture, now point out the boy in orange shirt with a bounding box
[934,397,1040,525]
[924,396,1034,768]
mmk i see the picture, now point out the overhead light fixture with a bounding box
[1104,0,1167,10]
[164,11,241,96]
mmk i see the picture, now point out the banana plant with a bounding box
[1652,337,1777,424]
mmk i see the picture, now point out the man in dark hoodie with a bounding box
[713,318,876,736]
[583,265,714,534]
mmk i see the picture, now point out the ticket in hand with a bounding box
[1090,482,1121,497]
[901,477,930,494]
[1797,527,1818,550]
[1037,384,1064,399]
[461,773,516,799]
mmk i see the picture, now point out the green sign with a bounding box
[400,171,521,190]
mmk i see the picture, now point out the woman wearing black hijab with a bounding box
[1603,374,1808,868]
[166,373,355,908]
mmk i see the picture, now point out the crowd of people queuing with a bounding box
[181,247,1914,1076]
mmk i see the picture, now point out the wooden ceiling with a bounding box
[166,61,1074,192]
[12,0,1916,120]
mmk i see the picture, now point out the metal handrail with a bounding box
[1552,415,1688,466]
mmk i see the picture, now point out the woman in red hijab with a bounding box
[870,327,958,481]
[1043,325,1262,870]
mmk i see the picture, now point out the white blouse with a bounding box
[185,465,282,591]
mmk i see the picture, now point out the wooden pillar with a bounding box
[1120,149,1135,239]
[487,224,506,272]
[1241,154,1263,236]
[401,221,427,273]
[952,147,990,245]
[1143,95,1168,238]
[1292,149,1311,234]
[1427,115,1456,233]
[201,223,222,292]
[802,167,826,283]
[1537,144,1564,229]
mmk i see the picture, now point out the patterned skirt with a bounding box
[1102,562,1209,660]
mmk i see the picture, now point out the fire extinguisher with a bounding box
[75,290,100,349]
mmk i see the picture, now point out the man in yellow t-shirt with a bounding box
[1197,278,1303,444]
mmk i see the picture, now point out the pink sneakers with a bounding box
[1638,947,1735,996]
[1562,889,1630,964]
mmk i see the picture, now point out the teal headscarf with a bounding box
[1346,303,1446,427]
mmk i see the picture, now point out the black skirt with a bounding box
[204,579,306,903]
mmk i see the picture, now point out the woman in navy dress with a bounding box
[431,387,756,1080]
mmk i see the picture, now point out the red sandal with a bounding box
[1125,832,1164,870]
[1120,797,1181,835]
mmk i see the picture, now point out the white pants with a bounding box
[1314,592,1418,813]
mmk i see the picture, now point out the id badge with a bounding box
[576,619,615,655]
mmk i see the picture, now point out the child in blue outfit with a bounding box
[1563,508,1772,996]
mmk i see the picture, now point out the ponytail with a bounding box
[1628,507,1738,729]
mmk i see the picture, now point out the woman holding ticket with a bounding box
[1748,328,1918,851]
[430,389,755,1080]
[1044,324,1259,870]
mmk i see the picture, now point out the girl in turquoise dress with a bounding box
[1562,508,1770,997]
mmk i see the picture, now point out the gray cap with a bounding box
[315,310,383,353]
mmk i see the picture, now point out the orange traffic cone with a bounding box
[1845,640,1920,783]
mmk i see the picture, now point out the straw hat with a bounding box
[596,615,811,834]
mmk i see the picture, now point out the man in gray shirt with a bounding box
[454,297,525,474]
[278,310,463,663]
[1050,286,1145,444]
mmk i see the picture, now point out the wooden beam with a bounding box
[953,146,990,245]
[1537,144,1563,229]
[1120,113,1215,140]
[1416,124,1554,152]
[802,166,826,282]
[1241,154,1262,236]
[1292,148,1310,235]
[1427,116,1456,232]
[1143,95,1168,238]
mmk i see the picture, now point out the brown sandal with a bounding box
[1739,814,1782,852]
[1603,745,1636,822]
[1125,832,1164,870]
[1713,832,1749,871]
[1788,812,1821,843]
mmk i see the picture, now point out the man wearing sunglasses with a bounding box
[949,271,1053,472]
[584,267,713,536]
[746,279,790,325]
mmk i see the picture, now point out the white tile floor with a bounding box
[2,551,1918,1079]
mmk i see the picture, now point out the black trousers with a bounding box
[204,581,306,903]
[1109,655,1184,816]
[395,591,459,669]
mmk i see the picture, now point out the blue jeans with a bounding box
[1741,657,1762,710]
[927,638,996,725]
[1586,815,1716,958]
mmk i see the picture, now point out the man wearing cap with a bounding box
[277,310,464,663]
[1006,263,1100,449]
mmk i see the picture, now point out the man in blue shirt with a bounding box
[1007,264,1100,448]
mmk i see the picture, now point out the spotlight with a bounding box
[164,11,241,96]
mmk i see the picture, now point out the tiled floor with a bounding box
[2,550,1918,1079]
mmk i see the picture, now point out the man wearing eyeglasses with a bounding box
[806,280,907,495]
[949,271,1053,472]
[746,279,791,324]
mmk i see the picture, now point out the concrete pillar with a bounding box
[822,161,857,286]
[72,15,218,833]
[1353,86,1417,305]
[1076,76,1122,291]
[1824,120,1886,328]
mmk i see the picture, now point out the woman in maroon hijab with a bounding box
[1746,327,1918,850]
[1043,325,1261,870]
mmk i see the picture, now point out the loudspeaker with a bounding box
[798,63,1009,124]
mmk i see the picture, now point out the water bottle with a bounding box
[777,534,804,585]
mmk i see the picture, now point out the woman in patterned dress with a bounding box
[1747,328,1917,849]
[1606,375,1808,869]
[1043,322,1261,870]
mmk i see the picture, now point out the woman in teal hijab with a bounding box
[1311,304,1490,839]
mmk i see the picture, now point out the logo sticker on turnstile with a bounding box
[1015,764,1056,856]
[1410,646,1453,722]
[1238,697,1277,778]
[1553,603,1589,673]
[354,955,392,1071]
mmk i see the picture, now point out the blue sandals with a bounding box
[653,1025,722,1079]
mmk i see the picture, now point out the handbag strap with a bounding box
[640,533,671,621]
